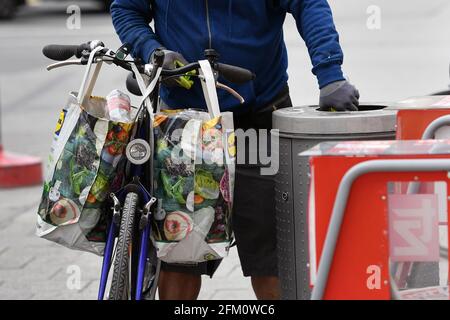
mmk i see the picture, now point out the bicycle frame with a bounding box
[42,41,252,301]
[98,87,158,301]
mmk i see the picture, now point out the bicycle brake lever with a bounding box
[216,82,245,104]
[46,59,83,71]
[46,56,111,71]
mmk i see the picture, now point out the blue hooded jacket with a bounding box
[111,0,345,113]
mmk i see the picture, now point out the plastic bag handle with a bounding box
[137,66,163,120]
[199,60,221,119]
[77,46,105,105]
[130,62,161,119]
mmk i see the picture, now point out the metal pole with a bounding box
[311,159,450,300]
[421,115,450,140]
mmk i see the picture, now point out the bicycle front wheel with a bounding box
[109,192,139,300]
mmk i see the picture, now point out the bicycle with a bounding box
[42,40,254,300]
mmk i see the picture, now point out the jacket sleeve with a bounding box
[111,0,162,63]
[280,0,345,88]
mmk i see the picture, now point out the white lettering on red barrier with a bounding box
[388,194,439,262]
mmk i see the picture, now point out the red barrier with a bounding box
[0,145,42,188]
[306,140,450,299]
[397,109,450,140]
[0,90,42,188]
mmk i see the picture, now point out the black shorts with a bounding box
[161,85,292,277]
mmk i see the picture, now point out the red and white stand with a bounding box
[0,88,42,188]
[0,144,42,188]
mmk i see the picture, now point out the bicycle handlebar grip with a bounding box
[42,43,90,61]
[216,63,255,84]
[42,45,80,61]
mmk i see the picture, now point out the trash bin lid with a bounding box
[273,105,397,135]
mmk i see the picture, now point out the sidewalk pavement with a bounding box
[0,186,255,300]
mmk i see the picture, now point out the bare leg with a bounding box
[158,270,202,300]
[251,276,280,300]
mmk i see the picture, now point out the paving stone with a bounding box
[0,287,35,300]
[209,289,257,300]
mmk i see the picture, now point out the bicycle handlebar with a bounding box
[216,63,255,84]
[42,44,85,61]
[160,62,200,77]
[43,42,255,85]
[42,42,100,61]
[159,62,254,84]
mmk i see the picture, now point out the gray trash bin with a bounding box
[272,105,397,300]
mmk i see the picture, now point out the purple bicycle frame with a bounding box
[97,220,117,300]
[135,189,152,300]
[136,219,152,300]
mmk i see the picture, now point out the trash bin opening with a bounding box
[315,105,387,112]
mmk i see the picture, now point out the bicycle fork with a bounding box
[136,196,157,300]
[97,187,157,300]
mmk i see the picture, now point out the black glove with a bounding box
[319,80,360,111]
[153,49,193,89]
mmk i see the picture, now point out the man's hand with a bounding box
[319,80,360,111]
[157,49,194,89]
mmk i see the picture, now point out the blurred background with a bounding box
[0,0,449,299]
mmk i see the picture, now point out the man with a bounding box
[111,0,359,300]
